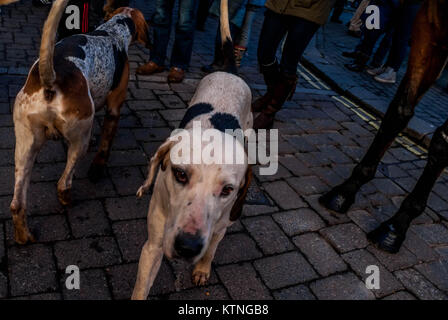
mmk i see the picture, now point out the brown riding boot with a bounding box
[136,61,164,75]
[251,61,281,112]
[253,73,298,130]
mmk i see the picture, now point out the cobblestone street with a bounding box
[0,0,447,300]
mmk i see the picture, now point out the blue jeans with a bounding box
[257,9,319,75]
[150,0,199,70]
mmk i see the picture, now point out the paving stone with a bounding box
[341,249,404,298]
[159,94,186,109]
[286,176,328,196]
[403,227,440,262]
[394,269,447,300]
[320,223,369,253]
[0,271,6,298]
[293,233,347,277]
[62,269,111,300]
[214,233,262,265]
[382,291,416,300]
[8,244,58,296]
[169,259,219,291]
[367,245,418,271]
[279,155,313,176]
[414,260,448,292]
[54,237,121,269]
[67,200,111,238]
[347,209,379,233]
[12,293,63,300]
[273,285,315,300]
[217,263,271,300]
[310,273,375,300]
[169,284,229,300]
[109,166,144,196]
[105,195,150,221]
[108,149,148,167]
[411,223,448,246]
[242,216,294,255]
[112,219,147,263]
[72,178,117,201]
[242,204,278,217]
[273,208,325,236]
[254,252,318,289]
[263,181,307,210]
[5,214,69,244]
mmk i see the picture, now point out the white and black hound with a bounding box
[131,0,253,300]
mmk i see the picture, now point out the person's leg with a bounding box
[251,9,288,113]
[254,14,319,129]
[370,27,393,68]
[234,4,259,67]
[196,0,212,31]
[136,0,174,75]
[386,3,421,72]
[169,0,200,71]
[279,16,320,75]
[151,0,175,67]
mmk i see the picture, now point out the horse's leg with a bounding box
[319,1,448,215]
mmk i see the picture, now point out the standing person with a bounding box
[253,0,335,129]
[347,0,369,36]
[136,0,199,83]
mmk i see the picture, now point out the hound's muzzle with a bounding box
[174,232,204,259]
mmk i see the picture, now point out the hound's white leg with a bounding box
[192,226,227,286]
[57,120,92,205]
[131,202,166,300]
[10,120,45,244]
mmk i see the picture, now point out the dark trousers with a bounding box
[257,9,319,75]
[331,0,346,20]
[357,0,420,70]
[150,0,199,70]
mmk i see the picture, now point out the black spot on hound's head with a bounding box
[179,103,214,128]
[210,113,241,132]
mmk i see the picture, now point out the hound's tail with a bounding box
[220,0,237,74]
[0,0,19,5]
[39,0,69,92]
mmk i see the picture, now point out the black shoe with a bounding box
[201,63,225,74]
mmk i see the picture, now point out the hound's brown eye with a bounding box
[173,168,188,185]
[221,185,234,197]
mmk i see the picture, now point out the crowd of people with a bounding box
[28,0,425,127]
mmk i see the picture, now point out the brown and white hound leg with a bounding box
[57,120,92,206]
[192,227,226,286]
[131,200,166,300]
[10,120,46,244]
[320,2,448,216]
[88,61,129,182]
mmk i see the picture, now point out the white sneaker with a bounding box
[374,67,396,84]
[366,65,386,76]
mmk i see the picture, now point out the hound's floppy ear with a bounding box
[136,138,174,198]
[230,165,252,221]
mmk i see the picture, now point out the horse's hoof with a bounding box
[319,187,355,214]
[88,163,105,183]
[367,222,404,254]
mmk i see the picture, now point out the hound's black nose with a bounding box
[174,232,203,259]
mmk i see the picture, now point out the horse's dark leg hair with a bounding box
[368,121,448,252]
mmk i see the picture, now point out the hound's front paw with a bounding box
[192,267,210,286]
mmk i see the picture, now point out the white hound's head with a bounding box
[138,128,251,262]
